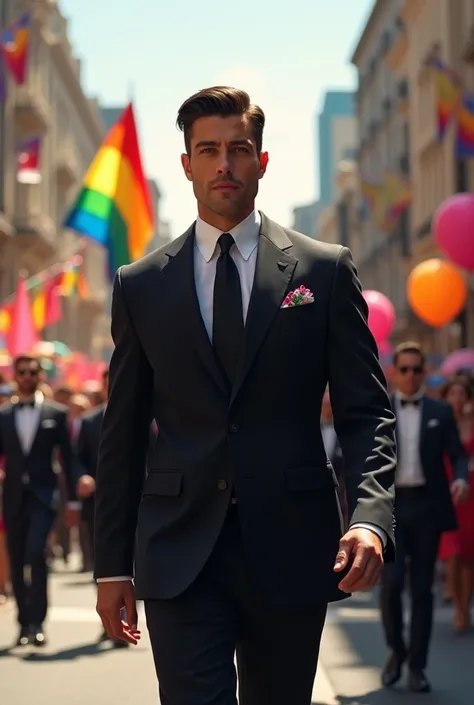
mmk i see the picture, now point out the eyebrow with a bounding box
[194,139,251,149]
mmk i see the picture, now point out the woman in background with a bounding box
[438,377,474,632]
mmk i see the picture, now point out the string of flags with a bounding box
[0,11,30,101]
[0,253,90,345]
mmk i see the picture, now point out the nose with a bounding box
[216,149,231,174]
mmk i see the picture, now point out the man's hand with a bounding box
[77,474,96,498]
[334,527,384,593]
[96,580,141,645]
[451,479,469,505]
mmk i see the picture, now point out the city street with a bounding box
[0,560,473,705]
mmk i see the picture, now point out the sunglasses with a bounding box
[398,365,423,375]
[16,368,39,377]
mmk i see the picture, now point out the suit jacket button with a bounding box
[217,479,228,490]
[229,423,239,433]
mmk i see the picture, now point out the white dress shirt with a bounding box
[99,211,385,582]
[393,392,425,487]
[15,390,44,454]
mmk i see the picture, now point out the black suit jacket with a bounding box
[392,394,468,532]
[95,213,396,606]
[0,398,78,521]
[77,405,105,480]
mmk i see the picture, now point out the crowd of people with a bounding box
[0,341,473,692]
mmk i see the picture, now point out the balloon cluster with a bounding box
[407,194,474,328]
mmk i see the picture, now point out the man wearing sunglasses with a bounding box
[0,355,80,648]
[380,341,469,693]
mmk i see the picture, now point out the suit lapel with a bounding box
[230,213,297,405]
[27,402,49,456]
[163,226,228,395]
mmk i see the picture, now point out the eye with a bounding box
[200,147,216,154]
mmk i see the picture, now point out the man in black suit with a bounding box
[380,341,469,693]
[94,87,396,705]
[0,355,80,647]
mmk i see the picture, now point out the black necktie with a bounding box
[400,398,420,408]
[213,233,244,388]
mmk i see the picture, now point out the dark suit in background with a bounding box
[0,398,78,629]
[95,214,396,705]
[77,404,105,564]
[380,394,468,672]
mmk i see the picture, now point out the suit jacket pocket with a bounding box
[143,471,183,497]
[285,465,338,492]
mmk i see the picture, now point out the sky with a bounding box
[60,0,374,237]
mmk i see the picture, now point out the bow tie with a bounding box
[400,398,420,408]
[17,400,35,410]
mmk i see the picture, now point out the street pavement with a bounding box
[1,561,473,705]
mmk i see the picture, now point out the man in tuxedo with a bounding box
[95,86,396,705]
[0,355,80,646]
[380,341,469,693]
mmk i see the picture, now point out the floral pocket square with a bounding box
[281,286,314,308]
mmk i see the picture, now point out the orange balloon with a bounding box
[407,259,467,327]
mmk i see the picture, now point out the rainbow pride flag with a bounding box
[429,58,461,139]
[456,92,474,158]
[64,104,154,277]
[0,11,30,85]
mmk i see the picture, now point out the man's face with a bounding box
[181,114,268,222]
[393,352,425,397]
[14,360,40,396]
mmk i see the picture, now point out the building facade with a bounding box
[351,0,413,341]
[318,91,357,204]
[292,90,356,238]
[352,0,474,351]
[0,0,109,357]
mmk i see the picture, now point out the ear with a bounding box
[181,153,192,182]
[258,151,269,179]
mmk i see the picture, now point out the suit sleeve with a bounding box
[77,419,90,475]
[94,269,153,579]
[57,409,79,502]
[327,247,396,558]
[443,405,469,483]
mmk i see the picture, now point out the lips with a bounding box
[213,182,239,190]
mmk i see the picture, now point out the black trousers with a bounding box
[145,505,327,705]
[379,487,440,670]
[5,492,56,628]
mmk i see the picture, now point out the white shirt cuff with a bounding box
[452,478,469,488]
[96,576,133,582]
[67,502,81,510]
[351,522,387,548]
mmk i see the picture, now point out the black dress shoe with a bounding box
[16,627,30,647]
[31,626,46,647]
[113,639,130,649]
[381,653,404,687]
[408,669,431,693]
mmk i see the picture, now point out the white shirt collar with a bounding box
[394,389,424,404]
[195,210,261,263]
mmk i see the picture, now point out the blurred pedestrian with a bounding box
[380,342,469,693]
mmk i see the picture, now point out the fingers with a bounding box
[335,529,384,593]
[339,552,382,593]
[334,537,354,572]
[97,585,141,645]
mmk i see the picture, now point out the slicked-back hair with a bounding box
[176,86,265,155]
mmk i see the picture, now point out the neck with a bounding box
[17,391,35,402]
[197,203,255,232]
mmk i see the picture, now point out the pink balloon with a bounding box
[363,290,396,344]
[440,348,474,376]
[378,339,393,357]
[434,193,474,271]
